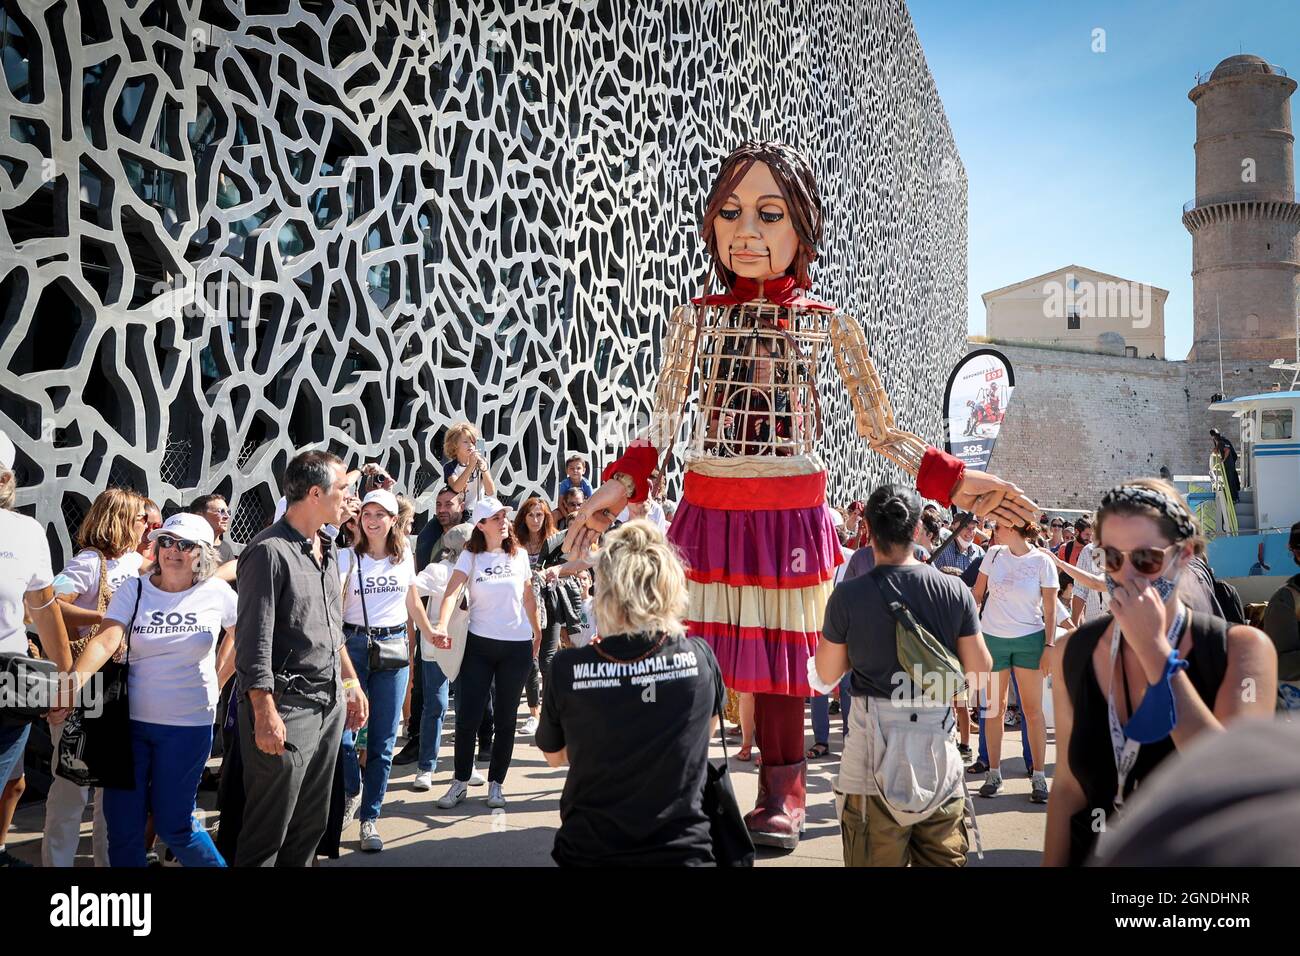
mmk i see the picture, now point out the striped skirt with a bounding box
[667,455,842,697]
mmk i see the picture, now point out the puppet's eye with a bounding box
[760,209,784,223]
[718,207,740,221]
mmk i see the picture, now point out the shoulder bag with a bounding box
[66,548,111,662]
[695,638,755,867]
[430,552,475,682]
[358,556,408,672]
[55,576,143,790]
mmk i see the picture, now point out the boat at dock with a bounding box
[1185,388,1300,604]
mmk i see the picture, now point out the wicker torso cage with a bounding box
[651,297,914,474]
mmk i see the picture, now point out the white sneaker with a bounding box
[413,771,433,792]
[437,780,469,809]
[520,716,538,736]
[343,793,362,824]
[486,781,506,809]
[359,820,383,852]
[469,768,487,786]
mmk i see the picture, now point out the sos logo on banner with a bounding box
[942,349,1015,472]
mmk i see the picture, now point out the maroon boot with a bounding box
[743,760,807,850]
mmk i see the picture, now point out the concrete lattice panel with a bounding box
[0,0,967,565]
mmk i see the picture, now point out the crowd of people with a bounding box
[1,421,1297,868]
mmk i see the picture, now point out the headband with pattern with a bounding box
[1100,485,1197,541]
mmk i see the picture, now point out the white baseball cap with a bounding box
[361,489,399,515]
[0,430,14,471]
[470,496,511,525]
[148,512,216,547]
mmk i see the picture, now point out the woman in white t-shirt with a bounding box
[429,497,542,811]
[43,487,150,868]
[972,523,1058,805]
[59,512,235,867]
[336,490,436,851]
[0,433,71,828]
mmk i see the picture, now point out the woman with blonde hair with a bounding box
[1044,478,1276,866]
[537,520,725,866]
[43,486,149,867]
[337,490,436,852]
[57,512,237,866]
[442,422,496,513]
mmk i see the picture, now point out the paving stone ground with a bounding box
[7,709,1050,867]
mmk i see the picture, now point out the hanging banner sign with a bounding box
[943,348,1015,472]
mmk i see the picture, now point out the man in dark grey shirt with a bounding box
[234,450,369,867]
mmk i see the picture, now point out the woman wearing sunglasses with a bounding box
[58,512,236,866]
[1044,478,1276,866]
[42,487,149,867]
[336,490,435,853]
[972,520,1058,804]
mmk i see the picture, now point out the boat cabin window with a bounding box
[1260,408,1294,441]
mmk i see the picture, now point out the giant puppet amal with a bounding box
[564,142,1036,850]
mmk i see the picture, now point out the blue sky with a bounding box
[908,0,1300,359]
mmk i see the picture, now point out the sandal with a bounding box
[806,743,831,759]
[735,744,754,762]
[726,725,743,738]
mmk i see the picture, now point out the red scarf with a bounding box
[692,275,834,313]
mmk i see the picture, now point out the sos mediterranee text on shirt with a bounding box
[338,550,416,627]
[453,548,533,641]
[104,576,237,726]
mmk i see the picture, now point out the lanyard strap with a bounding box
[1105,606,1185,809]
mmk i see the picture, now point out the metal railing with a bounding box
[1183,190,1300,214]
[1194,62,1289,85]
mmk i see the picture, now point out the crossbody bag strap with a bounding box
[354,553,373,635]
[703,641,730,761]
[460,552,477,611]
[117,576,144,671]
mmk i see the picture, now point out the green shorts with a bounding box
[986,630,1045,671]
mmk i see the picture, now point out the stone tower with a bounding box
[1183,54,1300,362]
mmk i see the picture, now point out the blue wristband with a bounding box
[1124,649,1189,745]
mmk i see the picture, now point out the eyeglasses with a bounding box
[209,507,231,517]
[134,513,148,523]
[1101,543,1179,575]
[1049,522,1064,529]
[156,534,199,553]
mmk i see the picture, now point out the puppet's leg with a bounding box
[745,694,807,849]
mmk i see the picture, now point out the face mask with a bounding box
[1105,558,1183,600]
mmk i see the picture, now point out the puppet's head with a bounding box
[701,141,823,292]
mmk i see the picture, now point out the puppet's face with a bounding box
[712,161,799,282]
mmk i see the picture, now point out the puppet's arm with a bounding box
[562,306,695,554]
[830,312,1037,527]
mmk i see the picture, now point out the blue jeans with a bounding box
[977,670,1033,772]
[101,720,226,867]
[342,627,409,822]
[0,722,30,786]
[418,658,450,772]
[810,673,853,746]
